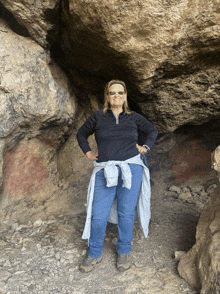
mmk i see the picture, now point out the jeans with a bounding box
[88,164,143,259]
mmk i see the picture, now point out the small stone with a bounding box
[55,252,61,261]
[14,271,27,275]
[69,275,74,282]
[206,184,217,194]
[81,250,86,256]
[196,202,205,211]
[0,282,6,293]
[66,254,74,260]
[3,260,11,267]
[33,219,43,228]
[36,243,41,250]
[25,259,32,265]
[175,251,186,261]
[199,189,207,196]
[182,187,190,193]
[12,223,19,231]
[169,186,181,194]
[0,241,6,247]
[179,192,194,203]
[164,191,178,199]
[0,270,11,282]
[46,220,57,225]
[191,186,204,193]
[27,221,33,227]
[0,257,9,264]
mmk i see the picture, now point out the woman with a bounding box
[77,80,158,273]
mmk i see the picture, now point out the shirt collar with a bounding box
[107,109,125,116]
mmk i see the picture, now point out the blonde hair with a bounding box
[103,80,132,115]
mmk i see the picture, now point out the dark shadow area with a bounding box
[44,2,62,50]
[0,2,30,37]
[173,210,199,252]
[47,0,154,119]
[147,118,220,175]
[174,119,220,151]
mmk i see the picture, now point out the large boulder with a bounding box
[0,0,60,47]
[60,0,220,132]
[1,0,220,133]
[0,18,76,223]
[178,146,220,293]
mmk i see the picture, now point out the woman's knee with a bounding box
[117,210,135,220]
[91,210,109,222]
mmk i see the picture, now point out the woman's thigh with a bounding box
[116,164,143,213]
[92,169,116,220]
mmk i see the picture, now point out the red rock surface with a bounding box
[170,139,212,185]
[3,143,49,197]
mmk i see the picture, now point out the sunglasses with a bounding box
[109,91,125,95]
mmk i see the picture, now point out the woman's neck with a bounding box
[111,107,123,117]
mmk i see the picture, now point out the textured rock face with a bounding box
[0,3,220,284]
[178,146,220,293]
[2,0,220,133]
[0,19,76,222]
[0,0,60,47]
[60,0,220,132]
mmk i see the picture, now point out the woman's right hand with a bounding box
[86,151,98,161]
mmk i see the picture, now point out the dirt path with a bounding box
[71,170,200,294]
[0,168,203,293]
[57,167,201,294]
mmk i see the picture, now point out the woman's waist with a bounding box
[96,148,139,163]
[94,153,142,167]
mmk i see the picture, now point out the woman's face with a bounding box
[107,84,127,109]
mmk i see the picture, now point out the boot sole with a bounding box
[117,262,131,272]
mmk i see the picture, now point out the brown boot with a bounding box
[79,255,102,273]
[117,254,131,272]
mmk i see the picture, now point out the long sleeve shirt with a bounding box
[77,109,158,162]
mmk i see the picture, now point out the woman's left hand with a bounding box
[136,144,147,155]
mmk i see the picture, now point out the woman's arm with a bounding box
[77,111,98,155]
[133,112,158,151]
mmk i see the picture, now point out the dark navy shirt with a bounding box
[77,109,158,163]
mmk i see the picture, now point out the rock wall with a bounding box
[178,146,220,293]
[0,18,76,223]
[0,3,220,288]
[1,0,220,133]
[60,0,220,132]
[0,0,61,47]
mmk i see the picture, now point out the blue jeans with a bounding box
[89,164,143,259]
